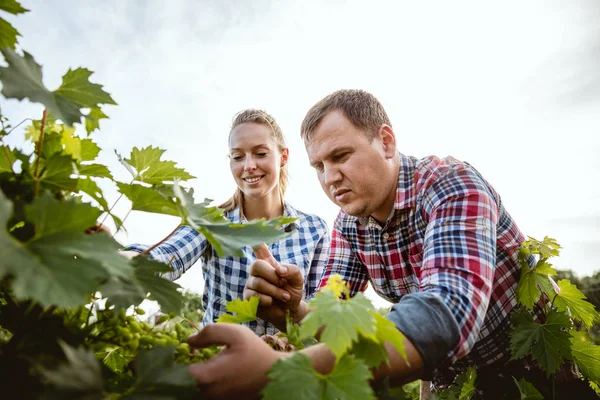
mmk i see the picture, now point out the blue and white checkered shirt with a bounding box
[126,202,330,335]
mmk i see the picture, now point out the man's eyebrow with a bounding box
[309,146,353,167]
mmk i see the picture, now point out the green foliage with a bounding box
[0,0,29,49]
[216,296,259,323]
[553,279,598,328]
[512,377,543,400]
[263,353,375,400]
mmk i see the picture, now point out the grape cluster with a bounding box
[89,308,219,367]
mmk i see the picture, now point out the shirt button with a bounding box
[392,280,400,287]
[382,233,390,240]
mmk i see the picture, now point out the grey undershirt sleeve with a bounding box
[385,292,460,380]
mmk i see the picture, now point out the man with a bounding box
[187,90,590,399]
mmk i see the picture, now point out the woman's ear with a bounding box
[280,148,289,167]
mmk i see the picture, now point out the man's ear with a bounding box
[378,125,397,158]
[280,147,289,167]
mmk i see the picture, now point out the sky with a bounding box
[3,0,600,308]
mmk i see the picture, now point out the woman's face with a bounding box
[229,122,288,201]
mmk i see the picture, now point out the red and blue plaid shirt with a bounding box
[319,154,530,382]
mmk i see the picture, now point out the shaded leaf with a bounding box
[512,377,543,399]
[0,145,15,173]
[263,353,375,400]
[131,255,184,314]
[510,309,572,375]
[117,182,179,216]
[39,153,78,191]
[0,16,19,49]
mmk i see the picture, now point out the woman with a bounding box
[125,109,330,335]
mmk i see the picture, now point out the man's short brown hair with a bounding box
[300,89,392,141]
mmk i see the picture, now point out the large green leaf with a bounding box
[216,296,259,323]
[0,190,134,307]
[0,50,115,126]
[25,192,101,237]
[77,177,109,210]
[123,146,195,184]
[0,0,30,14]
[54,68,116,108]
[38,342,107,400]
[300,289,377,359]
[38,153,78,191]
[131,256,184,314]
[0,17,19,49]
[263,353,375,400]
[122,346,198,399]
[78,163,113,179]
[510,309,572,375]
[570,331,600,383]
[554,279,598,328]
[117,182,180,216]
[96,346,129,373]
[516,260,557,309]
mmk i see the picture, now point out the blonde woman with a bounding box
[125,110,330,335]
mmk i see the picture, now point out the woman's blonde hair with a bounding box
[219,109,288,213]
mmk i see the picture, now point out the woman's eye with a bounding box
[231,155,243,161]
[256,152,268,157]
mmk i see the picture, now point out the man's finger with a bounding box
[243,289,273,306]
[249,259,284,286]
[188,323,249,349]
[253,243,278,268]
[276,263,305,288]
[246,276,291,303]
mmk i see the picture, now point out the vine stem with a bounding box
[33,109,48,197]
[6,117,33,135]
[181,317,201,332]
[142,223,182,255]
[98,178,135,227]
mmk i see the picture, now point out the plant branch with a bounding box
[6,118,33,135]
[99,178,134,227]
[181,317,201,332]
[143,223,182,255]
[33,109,48,197]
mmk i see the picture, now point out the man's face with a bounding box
[304,110,396,220]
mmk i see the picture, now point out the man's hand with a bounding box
[188,323,285,400]
[243,244,307,330]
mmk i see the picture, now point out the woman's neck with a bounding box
[242,193,284,221]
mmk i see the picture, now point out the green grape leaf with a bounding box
[0,17,19,49]
[25,192,101,237]
[263,353,375,400]
[96,346,129,373]
[85,106,108,135]
[517,259,557,309]
[77,177,109,210]
[131,256,184,314]
[372,312,407,362]
[99,276,145,311]
[510,309,572,375]
[457,367,477,400]
[554,279,598,328]
[80,138,101,161]
[0,0,30,14]
[570,331,600,383]
[60,125,81,161]
[78,163,113,179]
[0,50,115,126]
[197,219,291,258]
[0,145,15,173]
[38,153,78,191]
[512,377,543,399]
[350,336,389,368]
[38,342,106,398]
[216,296,259,323]
[54,68,116,108]
[117,182,180,216]
[123,346,198,399]
[123,146,195,184]
[300,290,376,358]
[0,189,134,307]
